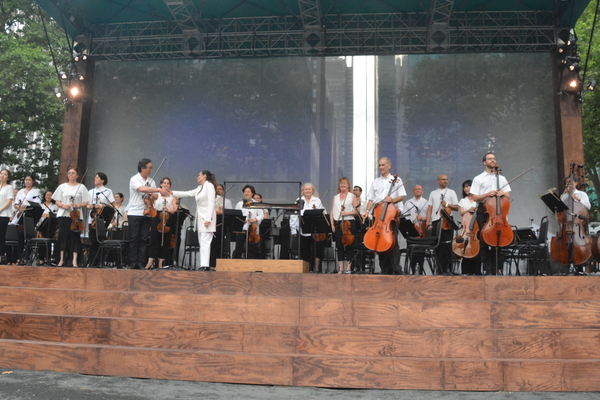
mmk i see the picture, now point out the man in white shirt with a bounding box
[127,158,170,269]
[426,175,459,274]
[361,157,406,274]
[470,152,512,275]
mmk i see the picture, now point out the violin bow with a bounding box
[70,167,90,206]
[497,167,534,192]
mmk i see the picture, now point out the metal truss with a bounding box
[427,0,455,52]
[85,11,558,61]
[164,0,199,32]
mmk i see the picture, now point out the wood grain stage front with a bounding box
[0,265,599,391]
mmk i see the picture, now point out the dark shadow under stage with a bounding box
[0,264,599,391]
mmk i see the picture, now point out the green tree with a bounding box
[0,0,68,190]
[577,0,600,216]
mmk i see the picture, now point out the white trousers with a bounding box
[198,231,213,268]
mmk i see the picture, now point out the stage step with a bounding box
[0,266,599,391]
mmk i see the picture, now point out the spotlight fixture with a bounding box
[73,54,80,62]
[78,73,85,81]
[69,85,80,98]
[53,88,62,98]
[59,71,68,80]
[569,79,579,89]
[568,62,580,72]
[587,80,597,91]
[81,54,88,61]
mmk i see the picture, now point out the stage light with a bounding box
[568,62,580,72]
[59,71,68,80]
[73,54,80,62]
[69,85,80,97]
[569,79,579,89]
[78,73,85,81]
[81,54,88,61]
[53,88,61,98]
[587,80,597,91]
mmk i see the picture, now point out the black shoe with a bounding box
[199,266,210,271]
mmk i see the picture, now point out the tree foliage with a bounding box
[577,0,600,215]
[0,0,68,190]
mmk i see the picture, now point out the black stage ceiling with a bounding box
[35,0,591,60]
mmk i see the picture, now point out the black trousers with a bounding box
[57,217,82,261]
[333,220,356,262]
[128,215,151,269]
[0,217,8,258]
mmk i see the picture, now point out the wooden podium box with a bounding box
[216,259,309,273]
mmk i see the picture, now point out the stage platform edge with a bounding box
[216,259,309,273]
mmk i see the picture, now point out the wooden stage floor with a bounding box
[0,264,599,391]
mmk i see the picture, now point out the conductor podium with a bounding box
[216,259,309,273]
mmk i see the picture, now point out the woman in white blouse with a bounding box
[171,170,216,271]
[0,169,14,264]
[52,167,91,267]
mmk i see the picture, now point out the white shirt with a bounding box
[52,183,92,218]
[561,189,591,211]
[470,170,512,197]
[128,173,156,216]
[331,193,355,221]
[235,199,265,231]
[404,196,428,223]
[88,186,115,223]
[458,197,478,214]
[216,196,233,211]
[14,188,41,209]
[366,174,407,207]
[427,188,459,221]
[0,185,14,218]
[290,196,326,236]
[172,183,217,233]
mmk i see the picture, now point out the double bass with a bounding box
[363,175,400,253]
[480,166,514,248]
[551,162,591,267]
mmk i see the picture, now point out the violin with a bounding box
[440,194,452,230]
[143,195,158,218]
[452,208,480,258]
[415,219,427,238]
[248,211,260,244]
[69,196,84,233]
[90,194,102,229]
[480,166,514,247]
[551,162,591,266]
[363,175,401,253]
[157,200,171,234]
[339,205,355,247]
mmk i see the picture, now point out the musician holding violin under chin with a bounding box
[86,172,115,267]
[470,152,511,275]
[53,167,91,267]
[361,157,406,275]
[127,158,170,270]
[426,174,459,275]
[330,177,358,274]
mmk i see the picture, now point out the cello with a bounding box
[363,175,401,253]
[452,208,480,258]
[551,163,592,267]
[480,166,514,248]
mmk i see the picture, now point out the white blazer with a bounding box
[172,182,216,233]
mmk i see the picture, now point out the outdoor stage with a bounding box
[0,264,599,392]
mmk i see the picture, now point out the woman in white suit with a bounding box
[171,170,217,271]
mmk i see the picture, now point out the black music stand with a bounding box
[164,208,190,269]
[540,192,569,214]
[399,218,420,239]
[222,209,245,258]
[301,209,331,272]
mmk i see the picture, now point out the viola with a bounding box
[440,194,452,230]
[90,195,103,229]
[452,208,480,258]
[480,166,514,247]
[143,194,157,218]
[247,211,260,244]
[551,163,591,266]
[414,220,427,238]
[339,206,355,247]
[363,175,400,253]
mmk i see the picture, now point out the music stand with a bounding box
[301,209,331,272]
[164,208,189,269]
[399,218,420,239]
[222,209,245,258]
[540,192,569,214]
[440,208,461,231]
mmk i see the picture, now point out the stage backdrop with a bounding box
[86,53,557,229]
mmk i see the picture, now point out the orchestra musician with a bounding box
[36,190,59,243]
[361,157,406,275]
[126,159,170,270]
[291,182,327,272]
[211,182,232,269]
[458,180,481,275]
[470,152,511,275]
[146,177,177,270]
[253,193,271,258]
[561,176,591,211]
[425,174,459,274]
[215,184,233,213]
[52,167,91,267]
[171,170,217,271]
[353,186,367,215]
[404,184,429,273]
[12,174,42,263]
[232,185,264,260]
[86,172,115,266]
[330,177,358,273]
[108,193,126,231]
[0,169,14,265]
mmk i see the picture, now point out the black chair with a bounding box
[516,216,550,275]
[22,216,55,266]
[181,226,199,270]
[4,224,20,263]
[90,216,127,268]
[403,221,442,275]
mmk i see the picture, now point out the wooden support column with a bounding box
[58,59,95,183]
[554,64,585,187]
